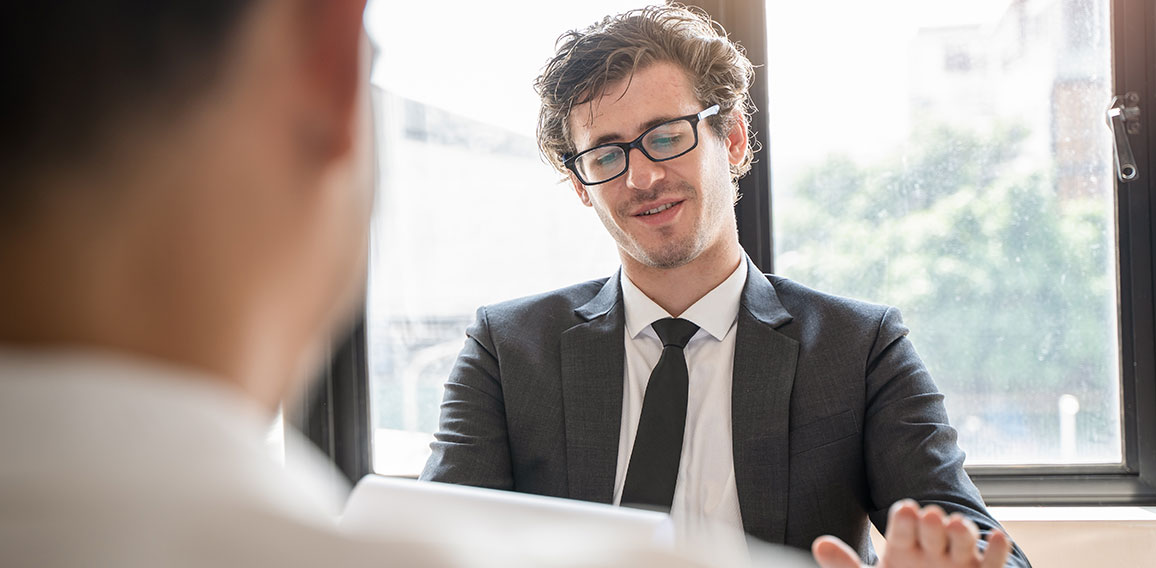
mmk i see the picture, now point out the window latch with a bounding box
[1106,92,1140,182]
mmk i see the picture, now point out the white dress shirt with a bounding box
[0,348,727,568]
[614,259,748,540]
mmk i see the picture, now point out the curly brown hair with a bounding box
[534,4,756,181]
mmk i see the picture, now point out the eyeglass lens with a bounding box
[574,118,697,184]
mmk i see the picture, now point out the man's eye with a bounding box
[651,134,682,148]
[594,151,622,168]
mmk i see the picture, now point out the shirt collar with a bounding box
[0,345,351,516]
[621,257,748,342]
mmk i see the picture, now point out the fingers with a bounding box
[980,529,1013,568]
[881,500,1016,568]
[917,505,949,556]
[946,513,981,565]
[811,535,864,568]
[883,499,920,552]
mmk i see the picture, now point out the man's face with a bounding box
[567,61,746,270]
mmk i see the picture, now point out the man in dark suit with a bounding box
[422,5,1028,568]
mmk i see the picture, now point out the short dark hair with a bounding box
[0,1,258,206]
[534,4,756,180]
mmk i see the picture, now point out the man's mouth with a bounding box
[636,201,681,216]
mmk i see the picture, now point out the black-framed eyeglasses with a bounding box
[563,104,721,186]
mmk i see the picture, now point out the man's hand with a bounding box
[811,500,1013,568]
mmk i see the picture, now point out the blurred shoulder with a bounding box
[764,274,895,326]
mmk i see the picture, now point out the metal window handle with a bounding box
[1107,93,1140,182]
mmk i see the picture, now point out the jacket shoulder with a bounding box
[764,274,894,327]
[480,278,610,330]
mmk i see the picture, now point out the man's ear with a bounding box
[723,109,748,167]
[299,0,368,162]
[569,172,593,207]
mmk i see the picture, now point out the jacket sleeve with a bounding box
[862,307,1031,568]
[419,306,514,490]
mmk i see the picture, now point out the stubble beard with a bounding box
[596,179,719,270]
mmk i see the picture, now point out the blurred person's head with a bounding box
[0,0,373,410]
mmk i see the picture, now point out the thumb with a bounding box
[812,535,864,568]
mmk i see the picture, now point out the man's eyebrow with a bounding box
[588,114,684,148]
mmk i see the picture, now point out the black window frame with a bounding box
[307,0,1156,505]
[960,0,1156,505]
[288,315,372,485]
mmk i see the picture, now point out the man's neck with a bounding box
[0,219,291,412]
[620,238,744,317]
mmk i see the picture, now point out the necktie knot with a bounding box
[651,317,699,349]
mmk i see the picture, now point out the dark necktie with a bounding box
[620,317,700,511]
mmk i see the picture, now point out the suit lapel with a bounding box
[561,272,626,504]
[732,260,798,543]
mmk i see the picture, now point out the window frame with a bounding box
[951,0,1155,505]
[718,0,1156,505]
[290,315,372,485]
[311,0,1156,504]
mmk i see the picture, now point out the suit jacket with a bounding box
[421,261,1030,567]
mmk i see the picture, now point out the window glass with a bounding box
[767,0,1119,465]
[364,1,645,476]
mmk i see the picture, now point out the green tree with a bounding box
[776,124,1118,462]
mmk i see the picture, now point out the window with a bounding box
[751,0,1156,503]
[362,0,648,477]
[766,0,1117,466]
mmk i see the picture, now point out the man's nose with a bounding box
[624,148,665,190]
